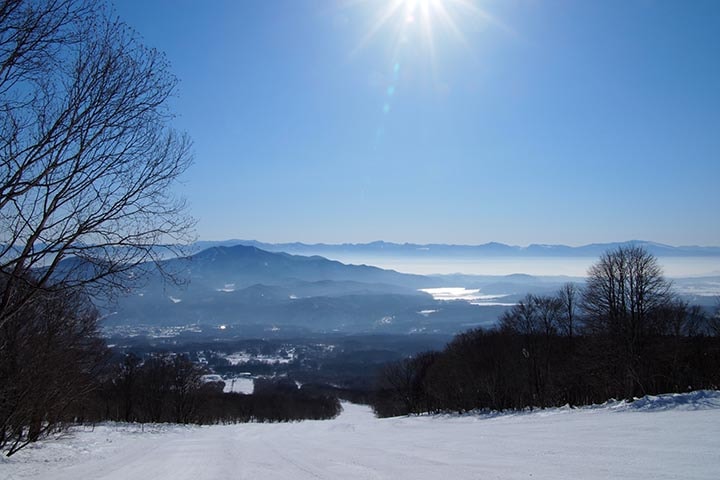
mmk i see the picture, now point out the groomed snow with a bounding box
[2,391,719,479]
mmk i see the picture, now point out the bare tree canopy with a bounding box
[500,293,562,337]
[582,245,673,343]
[0,0,194,324]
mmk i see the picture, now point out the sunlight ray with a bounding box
[350,0,405,57]
[347,0,507,60]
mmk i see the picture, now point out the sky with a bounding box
[114,0,719,247]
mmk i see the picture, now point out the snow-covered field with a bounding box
[222,376,255,394]
[3,391,719,480]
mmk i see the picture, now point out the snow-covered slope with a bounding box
[3,391,719,480]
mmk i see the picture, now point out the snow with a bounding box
[469,301,517,306]
[220,350,295,366]
[222,376,255,394]
[2,391,719,480]
[203,374,254,394]
[377,315,394,325]
[420,287,483,301]
[420,287,509,303]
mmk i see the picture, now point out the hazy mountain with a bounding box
[190,240,720,258]
[100,245,510,334]
[171,245,431,289]
[58,244,720,335]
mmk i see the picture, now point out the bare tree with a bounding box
[499,294,562,406]
[582,246,672,342]
[375,352,437,416]
[654,299,707,337]
[582,245,673,396]
[0,274,107,456]
[500,294,541,335]
[0,0,194,328]
[500,294,561,337]
[557,282,579,339]
[707,299,720,337]
[0,0,193,456]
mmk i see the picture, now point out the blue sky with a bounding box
[115,0,719,246]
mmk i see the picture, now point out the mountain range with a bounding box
[189,240,720,258]
[102,245,559,335]
[98,243,719,336]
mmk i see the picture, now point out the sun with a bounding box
[402,0,446,24]
[351,0,492,56]
[340,0,499,124]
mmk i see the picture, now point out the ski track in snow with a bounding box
[2,391,720,480]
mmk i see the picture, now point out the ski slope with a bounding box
[3,391,720,480]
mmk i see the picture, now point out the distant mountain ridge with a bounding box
[94,244,719,334]
[101,244,584,333]
[190,240,720,258]
[178,245,430,288]
[101,244,461,332]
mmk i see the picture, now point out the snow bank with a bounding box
[614,390,720,412]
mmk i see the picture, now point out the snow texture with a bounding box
[2,390,719,479]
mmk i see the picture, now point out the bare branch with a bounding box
[0,1,195,326]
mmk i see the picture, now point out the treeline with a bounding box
[80,355,341,426]
[0,279,341,457]
[0,277,108,456]
[372,324,720,417]
[372,247,720,417]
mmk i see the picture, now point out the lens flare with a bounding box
[337,0,502,147]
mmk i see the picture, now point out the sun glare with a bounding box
[341,0,499,137]
[351,0,492,57]
[403,0,441,23]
